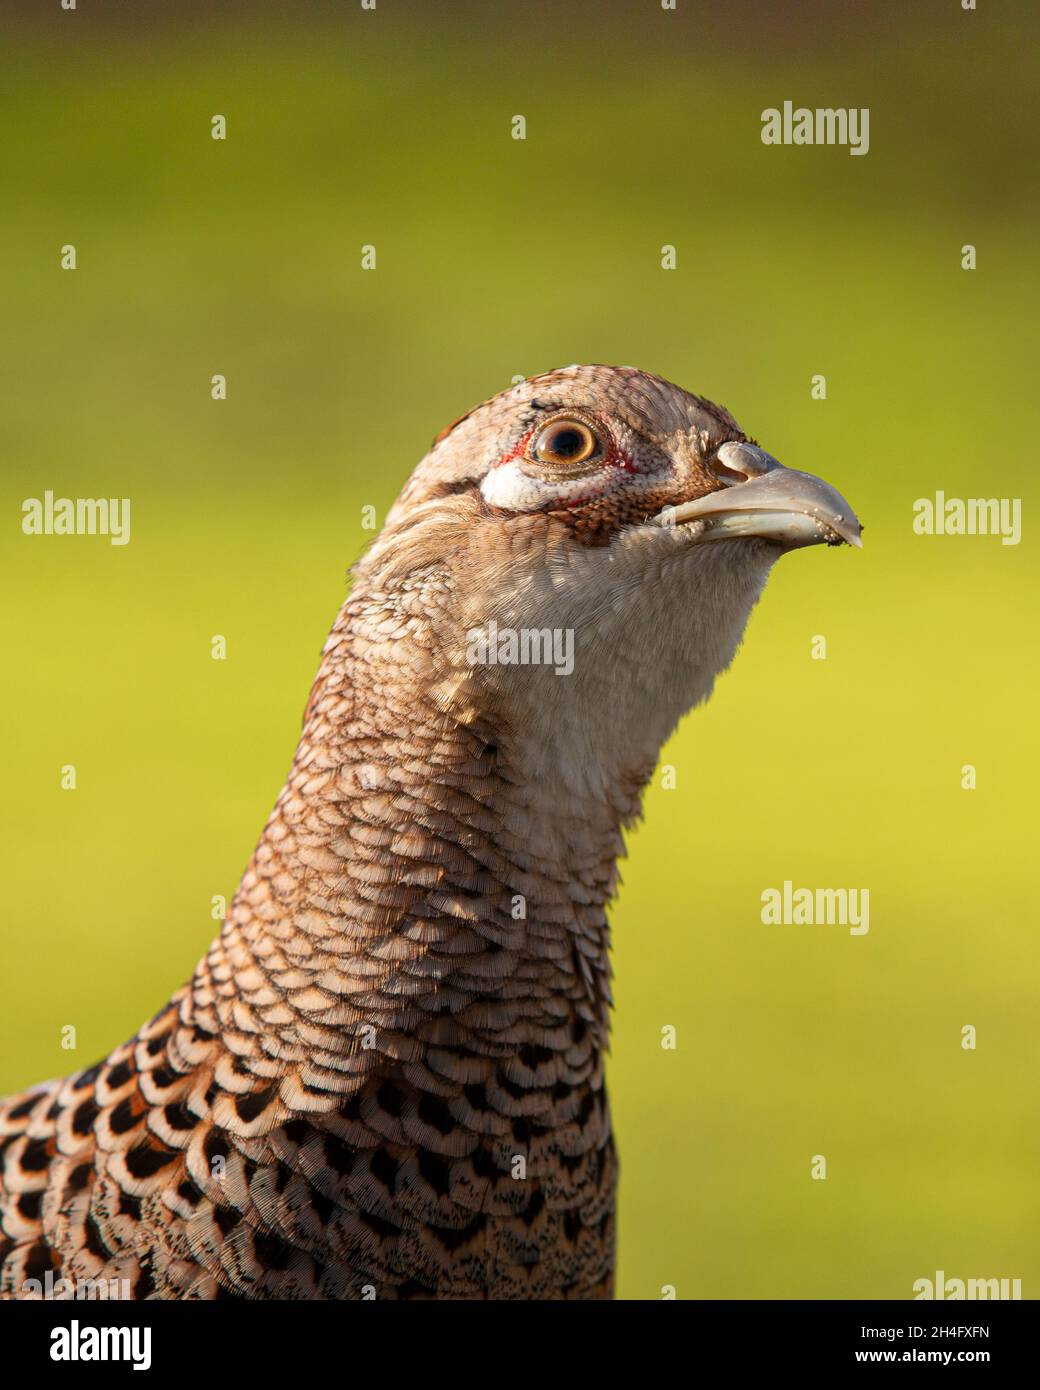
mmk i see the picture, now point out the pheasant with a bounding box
[0,365,860,1300]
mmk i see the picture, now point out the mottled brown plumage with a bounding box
[0,366,859,1299]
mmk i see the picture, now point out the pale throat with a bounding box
[456,534,778,807]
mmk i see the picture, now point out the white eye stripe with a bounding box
[481,457,675,515]
[481,460,601,512]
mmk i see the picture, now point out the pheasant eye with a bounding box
[532,419,599,467]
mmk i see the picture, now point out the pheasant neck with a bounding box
[190,591,637,1079]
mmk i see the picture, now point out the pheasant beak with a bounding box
[652,442,863,550]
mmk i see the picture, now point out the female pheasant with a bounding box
[0,366,860,1299]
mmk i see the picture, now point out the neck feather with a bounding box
[190,585,633,1090]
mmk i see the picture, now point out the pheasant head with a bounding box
[355,363,860,808]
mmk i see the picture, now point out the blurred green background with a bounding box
[2,0,1037,1299]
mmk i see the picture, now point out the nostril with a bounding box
[711,456,752,485]
[713,441,783,485]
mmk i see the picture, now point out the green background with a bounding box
[2,0,1036,1299]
